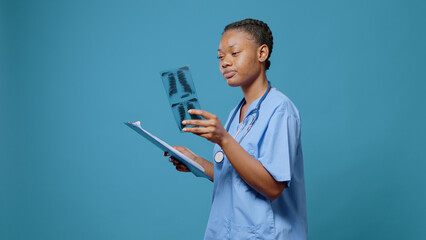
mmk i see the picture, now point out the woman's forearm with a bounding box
[195,156,214,181]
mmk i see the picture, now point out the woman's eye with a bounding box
[232,52,240,56]
[217,56,223,60]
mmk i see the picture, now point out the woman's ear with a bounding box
[257,44,269,63]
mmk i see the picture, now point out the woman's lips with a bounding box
[223,71,237,79]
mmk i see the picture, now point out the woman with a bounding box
[166,18,308,240]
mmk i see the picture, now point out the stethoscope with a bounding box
[214,81,272,163]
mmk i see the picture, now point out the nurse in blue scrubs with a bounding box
[167,18,308,240]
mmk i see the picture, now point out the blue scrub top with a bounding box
[204,88,308,240]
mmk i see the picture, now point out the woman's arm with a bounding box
[219,134,286,201]
[183,109,286,201]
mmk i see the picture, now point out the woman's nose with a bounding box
[221,56,232,68]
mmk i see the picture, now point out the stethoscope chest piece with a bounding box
[214,151,224,163]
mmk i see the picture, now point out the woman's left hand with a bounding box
[182,109,229,145]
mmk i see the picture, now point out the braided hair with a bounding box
[223,18,274,70]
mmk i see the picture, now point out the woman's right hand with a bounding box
[163,145,199,172]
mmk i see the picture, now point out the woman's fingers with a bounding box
[182,110,226,145]
[182,119,210,127]
[170,158,190,172]
[188,109,216,120]
[165,148,192,173]
[176,164,190,172]
[183,127,210,134]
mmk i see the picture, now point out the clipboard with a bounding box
[124,121,212,181]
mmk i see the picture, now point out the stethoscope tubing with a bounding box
[214,81,271,163]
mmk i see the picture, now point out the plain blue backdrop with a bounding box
[1,0,425,239]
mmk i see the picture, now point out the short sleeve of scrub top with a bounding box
[258,107,300,185]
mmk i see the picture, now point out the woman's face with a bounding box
[218,30,263,87]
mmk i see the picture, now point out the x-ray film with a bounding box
[160,66,202,131]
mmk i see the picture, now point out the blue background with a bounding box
[1,0,425,239]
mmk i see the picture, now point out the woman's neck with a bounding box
[241,74,269,106]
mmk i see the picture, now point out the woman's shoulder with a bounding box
[266,88,300,118]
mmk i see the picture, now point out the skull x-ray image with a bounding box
[160,66,202,131]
